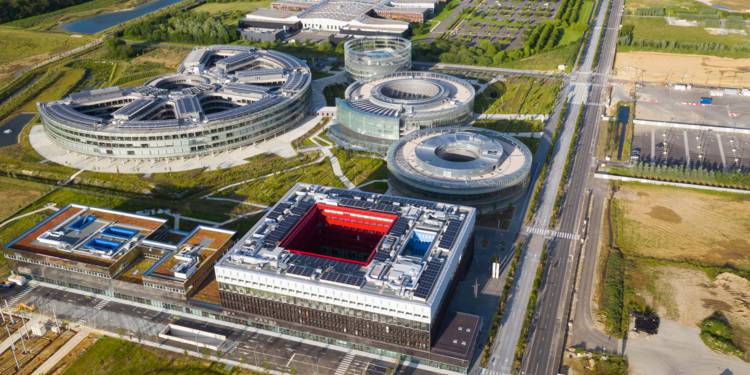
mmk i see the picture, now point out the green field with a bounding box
[191,0,271,14]
[474,77,562,114]
[333,148,387,186]
[0,177,53,222]
[62,336,254,375]
[619,16,750,58]
[474,119,545,133]
[222,158,343,204]
[0,27,91,67]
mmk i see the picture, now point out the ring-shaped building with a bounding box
[38,45,311,160]
[387,127,533,213]
[344,36,411,81]
[332,71,475,153]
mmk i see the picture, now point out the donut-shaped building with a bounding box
[38,45,311,160]
[332,71,475,153]
[387,127,532,213]
[344,37,411,82]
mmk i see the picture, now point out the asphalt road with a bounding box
[568,181,620,352]
[519,0,625,374]
[481,0,624,373]
[7,285,425,375]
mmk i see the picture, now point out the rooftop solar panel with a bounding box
[413,258,444,299]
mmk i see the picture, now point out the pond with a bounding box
[0,113,34,147]
[61,0,182,34]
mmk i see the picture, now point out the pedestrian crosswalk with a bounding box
[334,352,355,375]
[5,285,35,306]
[93,299,109,310]
[524,226,580,241]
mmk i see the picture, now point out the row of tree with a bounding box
[0,0,90,23]
[524,21,564,54]
[555,0,584,26]
[123,11,238,45]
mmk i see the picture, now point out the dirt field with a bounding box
[613,183,750,271]
[614,51,750,87]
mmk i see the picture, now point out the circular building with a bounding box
[387,127,533,213]
[332,71,475,153]
[38,45,311,160]
[344,37,411,82]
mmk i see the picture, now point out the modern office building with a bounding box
[4,204,234,301]
[387,127,533,213]
[242,0,444,39]
[215,183,476,351]
[38,45,311,160]
[331,71,475,152]
[344,36,411,81]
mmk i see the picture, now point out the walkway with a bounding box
[594,172,750,194]
[0,204,57,229]
[29,115,325,174]
[308,122,354,188]
[32,328,90,375]
[310,71,348,113]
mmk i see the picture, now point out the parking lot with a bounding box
[632,123,750,170]
[636,84,750,129]
[449,0,558,49]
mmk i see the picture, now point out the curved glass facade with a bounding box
[334,72,475,153]
[38,46,311,160]
[344,37,411,82]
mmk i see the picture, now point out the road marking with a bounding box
[6,285,36,306]
[94,299,109,310]
[334,352,355,375]
[523,226,580,241]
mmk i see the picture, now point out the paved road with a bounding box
[520,0,625,374]
[12,284,436,375]
[483,0,620,373]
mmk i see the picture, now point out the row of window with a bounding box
[218,279,430,327]
[9,253,109,279]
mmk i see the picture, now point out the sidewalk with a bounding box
[32,328,90,375]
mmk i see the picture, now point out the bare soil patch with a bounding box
[614,51,750,87]
[614,183,750,270]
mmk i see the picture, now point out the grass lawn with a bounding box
[474,77,561,114]
[76,152,319,197]
[474,119,545,133]
[332,148,387,186]
[192,0,271,14]
[221,158,343,205]
[62,336,254,375]
[0,27,92,65]
[0,177,53,222]
[0,27,91,77]
[500,43,579,71]
[20,68,86,112]
[619,16,750,58]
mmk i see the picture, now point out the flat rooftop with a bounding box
[8,205,164,268]
[301,0,385,22]
[432,312,481,360]
[145,226,234,283]
[216,184,476,304]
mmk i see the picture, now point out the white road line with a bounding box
[334,352,355,375]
